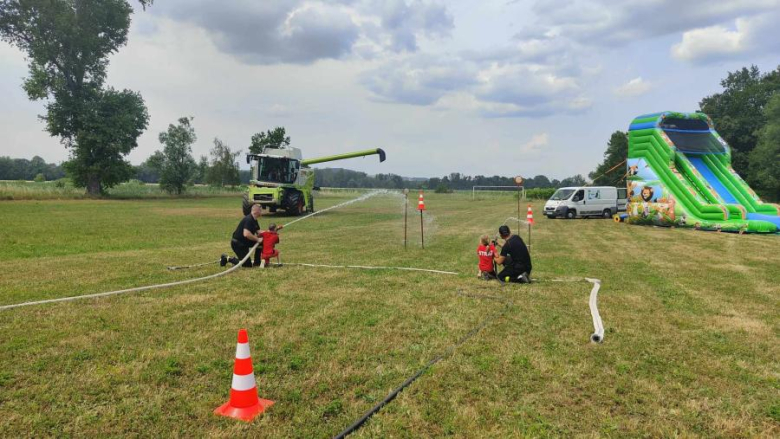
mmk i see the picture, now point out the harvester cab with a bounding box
[243,147,386,215]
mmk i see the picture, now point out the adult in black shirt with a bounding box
[494,225,532,283]
[225,204,264,267]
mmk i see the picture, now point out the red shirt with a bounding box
[260,231,280,257]
[477,244,496,272]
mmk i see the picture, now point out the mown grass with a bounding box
[0,192,778,437]
[0,180,243,200]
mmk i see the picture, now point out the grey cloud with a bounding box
[151,0,452,65]
[526,0,780,45]
[361,53,591,117]
[361,55,478,105]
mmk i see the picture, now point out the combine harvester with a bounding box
[626,111,780,233]
[243,147,386,215]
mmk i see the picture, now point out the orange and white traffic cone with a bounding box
[418,191,426,211]
[214,329,274,422]
[526,205,534,225]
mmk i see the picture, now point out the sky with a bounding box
[1,0,779,180]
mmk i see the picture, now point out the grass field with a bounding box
[0,180,244,200]
[0,192,778,437]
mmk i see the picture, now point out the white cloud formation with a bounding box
[671,11,780,64]
[527,0,780,45]
[614,77,652,98]
[152,0,453,65]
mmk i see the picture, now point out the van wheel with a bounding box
[565,209,576,219]
[546,214,555,219]
[602,209,612,219]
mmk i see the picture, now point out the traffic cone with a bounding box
[418,191,426,211]
[214,329,274,422]
[526,204,534,225]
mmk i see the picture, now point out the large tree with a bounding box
[207,138,241,187]
[748,93,780,201]
[0,0,151,195]
[589,131,628,186]
[249,127,290,154]
[155,117,197,195]
[699,65,780,176]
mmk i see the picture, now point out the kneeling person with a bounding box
[494,225,532,283]
[222,204,264,267]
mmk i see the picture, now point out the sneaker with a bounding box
[220,254,227,267]
[518,273,531,284]
[228,257,239,266]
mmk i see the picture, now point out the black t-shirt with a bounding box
[500,235,532,272]
[232,214,260,247]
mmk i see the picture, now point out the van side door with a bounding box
[586,188,603,214]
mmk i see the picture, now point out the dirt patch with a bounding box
[710,313,771,335]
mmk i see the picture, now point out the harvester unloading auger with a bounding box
[243,147,386,215]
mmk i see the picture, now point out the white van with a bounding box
[544,186,627,219]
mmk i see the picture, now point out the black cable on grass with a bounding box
[333,289,512,439]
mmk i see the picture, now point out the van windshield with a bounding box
[550,189,575,200]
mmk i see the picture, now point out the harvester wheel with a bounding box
[242,194,252,215]
[284,190,305,216]
[307,197,315,213]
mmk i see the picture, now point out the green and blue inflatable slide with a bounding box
[626,111,780,233]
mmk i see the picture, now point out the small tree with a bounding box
[207,138,240,187]
[194,155,209,184]
[154,117,197,194]
[589,131,628,186]
[748,93,780,201]
[33,173,45,182]
[249,127,290,154]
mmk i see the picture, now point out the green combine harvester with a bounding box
[243,147,386,215]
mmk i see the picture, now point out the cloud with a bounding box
[614,77,652,98]
[526,0,780,46]
[151,0,453,65]
[362,51,592,118]
[520,133,549,153]
[671,11,780,64]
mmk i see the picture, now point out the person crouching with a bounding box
[477,234,497,280]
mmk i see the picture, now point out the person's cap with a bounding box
[498,225,510,236]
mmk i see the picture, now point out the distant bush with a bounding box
[434,183,453,194]
[54,178,71,188]
[33,173,46,183]
[525,188,556,200]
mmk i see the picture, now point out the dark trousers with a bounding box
[231,239,262,267]
[497,265,530,282]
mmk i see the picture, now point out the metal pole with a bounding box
[420,210,424,249]
[404,192,408,249]
[528,211,532,256]
[517,186,521,231]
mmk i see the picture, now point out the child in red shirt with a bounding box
[258,223,283,267]
[477,234,497,280]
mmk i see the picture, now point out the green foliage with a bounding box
[249,127,290,154]
[0,156,65,180]
[434,182,452,193]
[194,155,209,184]
[0,0,150,195]
[207,138,241,187]
[155,117,197,195]
[748,93,780,201]
[589,131,628,186]
[61,88,149,194]
[33,173,45,183]
[699,65,780,175]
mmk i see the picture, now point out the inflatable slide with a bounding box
[626,111,780,233]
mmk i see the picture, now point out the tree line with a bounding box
[589,65,780,201]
